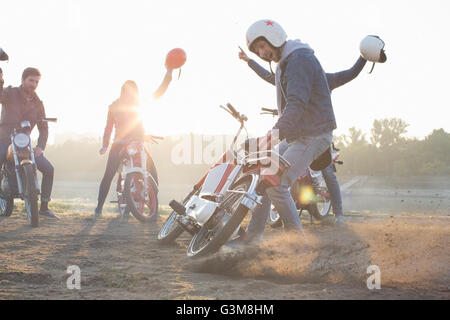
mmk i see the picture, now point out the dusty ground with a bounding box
[0,204,449,300]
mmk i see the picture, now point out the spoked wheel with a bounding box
[124,172,158,223]
[22,164,39,227]
[268,206,282,228]
[308,187,332,220]
[186,176,255,258]
[157,210,184,244]
[268,183,299,228]
[157,189,199,245]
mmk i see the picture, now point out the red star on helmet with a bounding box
[265,20,274,26]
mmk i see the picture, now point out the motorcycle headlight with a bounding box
[127,145,138,156]
[14,133,30,148]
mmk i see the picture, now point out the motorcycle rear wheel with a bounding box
[268,207,282,228]
[308,198,332,220]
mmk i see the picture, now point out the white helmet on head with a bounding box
[360,35,387,63]
[246,19,287,53]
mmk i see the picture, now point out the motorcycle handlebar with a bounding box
[226,103,239,117]
[220,103,247,123]
[145,135,164,143]
[0,118,58,126]
[261,107,278,116]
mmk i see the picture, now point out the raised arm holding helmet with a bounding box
[239,44,371,228]
[239,46,368,91]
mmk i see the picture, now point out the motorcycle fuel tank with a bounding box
[200,163,235,196]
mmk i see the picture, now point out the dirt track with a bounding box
[0,209,449,300]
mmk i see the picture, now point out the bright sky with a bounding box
[1,0,449,143]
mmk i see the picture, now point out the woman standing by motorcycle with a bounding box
[93,68,174,219]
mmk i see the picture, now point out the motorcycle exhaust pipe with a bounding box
[169,200,186,216]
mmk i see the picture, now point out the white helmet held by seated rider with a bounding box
[360,35,387,63]
[246,19,287,53]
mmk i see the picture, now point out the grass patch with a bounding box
[101,267,147,289]
[8,199,173,220]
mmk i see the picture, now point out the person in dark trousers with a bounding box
[94,68,173,218]
[238,47,367,227]
[0,67,57,219]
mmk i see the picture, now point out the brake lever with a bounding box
[220,105,241,121]
[220,105,234,116]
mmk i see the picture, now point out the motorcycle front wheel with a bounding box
[186,176,255,258]
[22,163,39,227]
[124,172,158,223]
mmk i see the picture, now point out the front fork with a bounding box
[226,173,263,211]
[11,140,41,196]
[123,147,152,201]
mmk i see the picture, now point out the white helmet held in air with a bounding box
[246,19,287,53]
[360,35,387,63]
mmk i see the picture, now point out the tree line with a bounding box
[333,118,450,176]
[42,118,450,183]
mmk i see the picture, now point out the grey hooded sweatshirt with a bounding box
[262,39,337,142]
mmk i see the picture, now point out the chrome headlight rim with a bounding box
[13,133,31,148]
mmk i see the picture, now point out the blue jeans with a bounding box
[322,162,343,217]
[0,143,54,202]
[246,132,333,242]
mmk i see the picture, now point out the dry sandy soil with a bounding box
[0,206,449,300]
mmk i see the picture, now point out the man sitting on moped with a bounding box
[0,67,57,219]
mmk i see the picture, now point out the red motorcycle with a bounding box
[158,103,292,257]
[115,135,162,223]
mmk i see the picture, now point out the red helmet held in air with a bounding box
[165,48,186,69]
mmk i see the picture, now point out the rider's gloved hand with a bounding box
[99,146,108,155]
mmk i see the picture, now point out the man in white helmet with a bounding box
[238,47,368,227]
[241,19,337,242]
